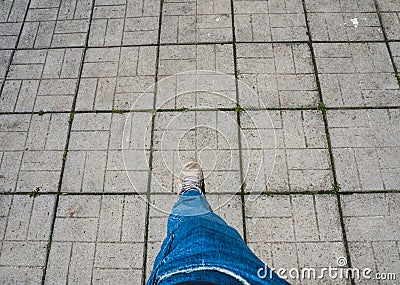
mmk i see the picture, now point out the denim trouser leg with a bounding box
[167,190,214,235]
[146,190,291,285]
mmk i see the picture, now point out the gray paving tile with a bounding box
[1,48,84,112]
[314,43,400,107]
[0,113,69,193]
[46,194,145,284]
[150,110,241,194]
[305,0,382,41]
[328,109,400,192]
[0,50,12,89]
[0,0,30,23]
[236,43,319,108]
[376,0,400,11]
[380,11,400,40]
[76,46,157,111]
[246,194,345,284]
[89,0,160,46]
[233,0,308,42]
[158,44,234,76]
[390,42,400,72]
[62,112,152,193]
[241,110,333,193]
[0,194,55,284]
[341,193,400,285]
[18,0,92,48]
[156,44,236,109]
[0,0,28,48]
[0,22,23,49]
[160,0,232,44]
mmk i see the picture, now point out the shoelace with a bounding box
[180,176,203,195]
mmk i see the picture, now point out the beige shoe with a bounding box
[177,161,205,195]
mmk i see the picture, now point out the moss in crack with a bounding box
[332,182,341,192]
[68,112,74,124]
[29,187,41,198]
[317,101,326,112]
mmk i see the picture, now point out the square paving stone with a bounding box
[305,0,383,41]
[76,46,157,111]
[0,194,55,283]
[246,194,345,284]
[0,50,12,88]
[18,0,92,48]
[157,44,236,109]
[62,112,152,193]
[0,0,28,48]
[241,110,333,193]
[341,193,400,285]
[377,0,400,40]
[0,22,23,49]
[233,0,308,42]
[150,110,241,194]
[158,44,234,76]
[314,43,400,107]
[45,194,145,284]
[0,113,69,193]
[327,109,400,192]
[146,193,244,279]
[0,0,29,23]
[89,0,160,46]
[236,43,319,108]
[160,0,232,44]
[390,42,400,72]
[156,72,238,110]
[1,48,84,112]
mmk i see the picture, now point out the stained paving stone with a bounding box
[89,0,160,46]
[241,109,333,193]
[246,194,346,284]
[46,194,145,284]
[328,109,400,192]
[160,0,232,44]
[0,194,55,284]
[62,112,152,193]
[305,0,383,41]
[76,46,157,111]
[0,113,69,193]
[233,0,308,42]
[1,48,84,112]
[236,43,319,108]
[341,193,400,285]
[314,43,400,107]
[18,0,92,48]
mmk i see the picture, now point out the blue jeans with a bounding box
[146,190,290,285]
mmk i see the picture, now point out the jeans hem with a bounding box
[155,265,250,285]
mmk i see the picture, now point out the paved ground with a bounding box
[0,0,400,284]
